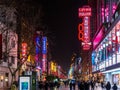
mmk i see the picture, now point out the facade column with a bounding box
[106,72,112,84]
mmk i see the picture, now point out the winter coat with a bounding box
[105,82,111,90]
[112,84,118,90]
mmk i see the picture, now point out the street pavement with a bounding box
[37,85,120,90]
[37,85,78,90]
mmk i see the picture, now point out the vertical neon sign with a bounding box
[35,31,43,69]
[78,6,91,50]
[21,43,27,61]
[42,37,47,72]
[42,37,47,54]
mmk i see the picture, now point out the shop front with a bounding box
[0,66,15,89]
[112,73,120,85]
[92,14,120,85]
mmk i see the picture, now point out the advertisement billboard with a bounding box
[19,76,31,90]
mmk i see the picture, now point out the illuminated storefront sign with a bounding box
[35,33,43,69]
[51,62,54,71]
[42,59,46,72]
[42,37,47,54]
[78,7,91,17]
[78,5,91,50]
[78,23,84,41]
[93,28,104,49]
[42,37,47,72]
[19,76,31,90]
[21,43,27,59]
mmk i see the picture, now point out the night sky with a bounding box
[42,0,87,72]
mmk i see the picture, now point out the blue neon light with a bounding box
[42,37,47,54]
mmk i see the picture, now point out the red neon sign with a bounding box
[78,23,84,41]
[78,5,91,50]
[78,7,91,17]
[21,43,27,57]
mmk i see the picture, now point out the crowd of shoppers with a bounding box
[38,80,60,90]
[76,80,118,90]
[32,79,119,90]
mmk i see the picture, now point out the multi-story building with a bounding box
[0,6,18,89]
[91,0,120,86]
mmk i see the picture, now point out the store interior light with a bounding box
[106,43,108,46]
[109,41,112,44]
[103,44,105,48]
[102,67,120,74]
[117,31,120,36]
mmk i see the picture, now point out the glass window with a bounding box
[106,60,109,67]
[113,55,116,64]
[117,54,120,63]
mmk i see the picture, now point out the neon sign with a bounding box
[21,43,27,59]
[78,5,91,50]
[93,29,103,49]
[78,7,91,17]
[42,37,47,54]
[78,23,84,41]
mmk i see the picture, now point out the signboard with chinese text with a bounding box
[78,5,91,50]
[78,6,91,17]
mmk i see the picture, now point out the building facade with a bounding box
[0,6,18,89]
[92,0,120,86]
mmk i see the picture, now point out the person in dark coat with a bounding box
[105,81,111,90]
[90,80,95,90]
[84,81,89,90]
[112,83,118,90]
[69,80,73,90]
[80,81,85,90]
[44,81,49,90]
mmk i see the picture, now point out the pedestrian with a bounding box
[105,81,111,90]
[72,80,76,90]
[84,81,89,90]
[69,80,73,90]
[77,80,81,90]
[44,81,49,90]
[90,80,95,90]
[101,81,104,88]
[112,83,118,90]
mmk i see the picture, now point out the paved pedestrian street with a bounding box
[37,85,78,90]
[37,85,119,90]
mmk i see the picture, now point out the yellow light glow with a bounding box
[1,76,3,80]
[51,62,54,71]
[27,55,31,62]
